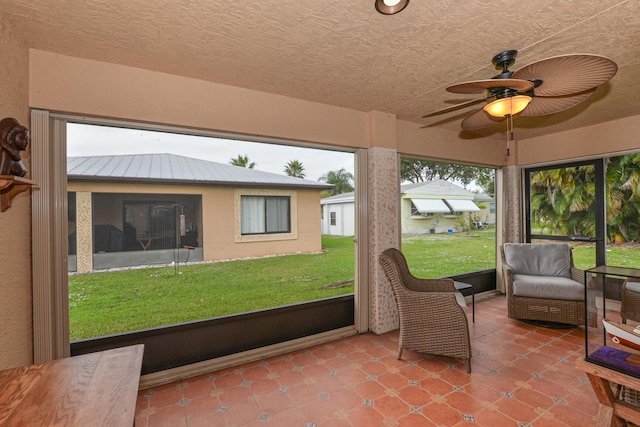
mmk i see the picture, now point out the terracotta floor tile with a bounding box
[145,404,187,427]
[472,406,518,427]
[397,412,438,427]
[137,296,603,426]
[254,389,294,414]
[494,396,539,423]
[346,404,385,426]
[396,384,432,407]
[421,400,465,426]
[264,405,308,425]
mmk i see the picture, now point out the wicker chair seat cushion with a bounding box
[503,243,572,278]
[513,274,584,300]
[626,281,640,293]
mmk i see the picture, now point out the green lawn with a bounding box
[69,231,640,340]
[401,229,496,277]
[69,235,355,340]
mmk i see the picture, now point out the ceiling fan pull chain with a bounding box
[506,114,514,157]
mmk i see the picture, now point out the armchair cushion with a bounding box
[503,243,572,278]
[513,274,584,300]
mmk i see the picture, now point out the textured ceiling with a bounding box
[0,0,638,140]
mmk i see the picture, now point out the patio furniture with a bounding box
[454,281,475,322]
[621,278,640,324]
[379,248,471,372]
[501,243,586,326]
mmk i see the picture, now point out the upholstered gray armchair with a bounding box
[501,243,587,325]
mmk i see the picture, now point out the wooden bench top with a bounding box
[0,344,144,426]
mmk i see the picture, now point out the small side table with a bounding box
[454,281,475,322]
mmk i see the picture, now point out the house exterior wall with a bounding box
[321,202,355,236]
[68,181,323,264]
[0,17,32,369]
[400,198,461,234]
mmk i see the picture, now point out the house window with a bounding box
[410,202,420,217]
[330,212,336,226]
[241,195,291,235]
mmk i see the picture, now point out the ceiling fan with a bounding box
[422,49,618,131]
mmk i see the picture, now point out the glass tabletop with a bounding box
[586,265,640,279]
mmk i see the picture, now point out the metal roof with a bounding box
[67,154,333,190]
[320,191,355,205]
[401,180,475,198]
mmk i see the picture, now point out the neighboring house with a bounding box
[320,191,355,236]
[67,153,333,272]
[401,180,491,234]
[320,180,494,236]
[473,192,496,226]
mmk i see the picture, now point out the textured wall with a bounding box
[0,17,32,369]
[502,165,523,245]
[367,147,401,334]
[75,192,93,273]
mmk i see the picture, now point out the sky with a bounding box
[66,123,355,182]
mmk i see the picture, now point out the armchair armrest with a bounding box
[570,266,585,285]
[394,289,468,321]
[503,263,514,295]
[403,276,457,293]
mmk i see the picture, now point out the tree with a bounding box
[400,158,494,193]
[284,159,305,178]
[318,168,354,196]
[229,154,256,169]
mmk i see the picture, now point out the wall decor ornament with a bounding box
[0,117,36,211]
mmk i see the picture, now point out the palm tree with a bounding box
[284,160,305,178]
[229,154,256,169]
[318,168,354,195]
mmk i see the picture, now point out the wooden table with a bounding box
[576,356,640,427]
[0,344,144,426]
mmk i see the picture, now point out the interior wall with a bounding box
[28,50,370,151]
[516,115,640,166]
[396,119,507,167]
[0,17,33,369]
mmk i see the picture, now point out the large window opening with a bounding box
[526,154,640,270]
[399,157,496,283]
[66,122,356,347]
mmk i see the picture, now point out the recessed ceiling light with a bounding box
[375,0,409,15]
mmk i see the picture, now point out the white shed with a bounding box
[320,191,355,236]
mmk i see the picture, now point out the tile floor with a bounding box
[135,295,603,426]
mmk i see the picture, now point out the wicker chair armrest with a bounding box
[403,277,457,293]
[570,266,585,285]
[395,289,466,314]
[503,264,514,295]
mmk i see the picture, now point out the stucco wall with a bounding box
[0,17,32,369]
[68,181,324,263]
[516,115,640,166]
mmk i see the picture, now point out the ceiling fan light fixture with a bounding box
[483,95,532,117]
[375,0,409,15]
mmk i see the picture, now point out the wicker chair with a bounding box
[501,243,587,326]
[621,279,640,324]
[379,248,471,373]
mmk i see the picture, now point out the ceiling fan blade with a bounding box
[520,89,596,116]
[422,97,492,118]
[512,54,617,97]
[446,79,534,94]
[460,108,506,131]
